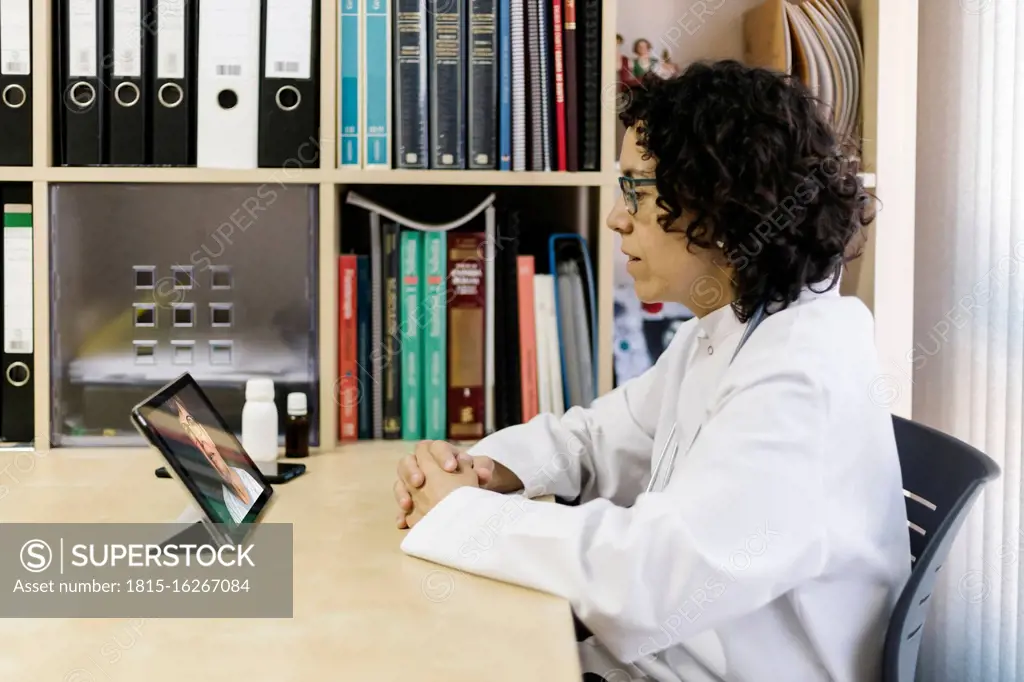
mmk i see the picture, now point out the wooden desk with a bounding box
[0,444,581,682]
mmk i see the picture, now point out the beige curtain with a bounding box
[915,1,1024,680]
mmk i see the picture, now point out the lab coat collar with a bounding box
[694,301,743,343]
[694,280,841,343]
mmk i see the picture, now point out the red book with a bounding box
[517,256,539,422]
[338,255,359,441]
[447,234,487,441]
[551,0,568,171]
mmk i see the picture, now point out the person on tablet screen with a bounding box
[172,397,262,524]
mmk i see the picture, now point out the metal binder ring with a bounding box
[275,85,301,112]
[115,82,140,107]
[158,82,184,108]
[69,81,95,109]
[5,361,30,388]
[2,84,26,109]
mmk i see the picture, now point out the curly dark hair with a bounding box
[620,60,874,322]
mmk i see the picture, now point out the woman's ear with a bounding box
[708,240,735,273]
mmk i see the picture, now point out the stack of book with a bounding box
[743,0,863,151]
[337,191,597,442]
[340,0,603,171]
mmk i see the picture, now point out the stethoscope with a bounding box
[645,302,769,494]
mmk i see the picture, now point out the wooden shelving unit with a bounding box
[22,0,622,451]
[20,0,913,452]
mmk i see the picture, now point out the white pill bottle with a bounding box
[241,378,279,462]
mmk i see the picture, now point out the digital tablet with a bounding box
[130,372,274,545]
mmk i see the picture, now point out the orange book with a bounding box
[338,255,359,441]
[517,256,539,422]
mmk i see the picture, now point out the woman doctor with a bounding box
[393,61,912,682]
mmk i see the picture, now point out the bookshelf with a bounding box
[19,0,621,451]
[17,0,914,452]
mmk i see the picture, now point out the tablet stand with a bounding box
[160,504,220,550]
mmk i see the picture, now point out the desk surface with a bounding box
[0,444,581,682]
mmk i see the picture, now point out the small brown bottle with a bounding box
[285,393,309,458]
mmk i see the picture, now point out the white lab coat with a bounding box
[401,286,912,682]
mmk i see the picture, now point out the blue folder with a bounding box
[548,233,598,410]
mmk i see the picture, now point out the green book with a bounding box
[401,230,424,439]
[423,231,447,440]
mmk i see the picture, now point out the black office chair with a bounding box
[882,415,1001,682]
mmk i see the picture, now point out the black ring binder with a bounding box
[2,84,26,108]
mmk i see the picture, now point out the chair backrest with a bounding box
[882,415,1001,682]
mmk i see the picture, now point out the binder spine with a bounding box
[61,0,105,165]
[497,0,511,170]
[467,0,497,169]
[195,0,261,169]
[108,0,148,165]
[509,0,524,171]
[152,0,193,166]
[1,194,34,444]
[429,0,465,168]
[393,0,428,169]
[363,0,390,167]
[400,231,423,440]
[339,0,360,166]
[258,0,319,168]
[0,0,32,166]
[423,231,447,440]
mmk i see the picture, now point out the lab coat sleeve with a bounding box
[461,320,695,506]
[464,361,663,506]
[401,361,829,664]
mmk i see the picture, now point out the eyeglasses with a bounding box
[618,176,658,215]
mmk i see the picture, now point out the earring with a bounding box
[715,239,724,249]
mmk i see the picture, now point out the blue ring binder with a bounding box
[548,233,599,411]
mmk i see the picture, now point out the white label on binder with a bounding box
[157,0,186,79]
[113,0,143,77]
[0,0,31,76]
[204,0,258,79]
[3,205,33,355]
[264,0,312,79]
[68,0,97,78]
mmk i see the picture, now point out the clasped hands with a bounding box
[393,440,522,529]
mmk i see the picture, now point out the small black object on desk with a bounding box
[155,461,306,484]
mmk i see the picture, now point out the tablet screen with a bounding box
[137,380,271,527]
